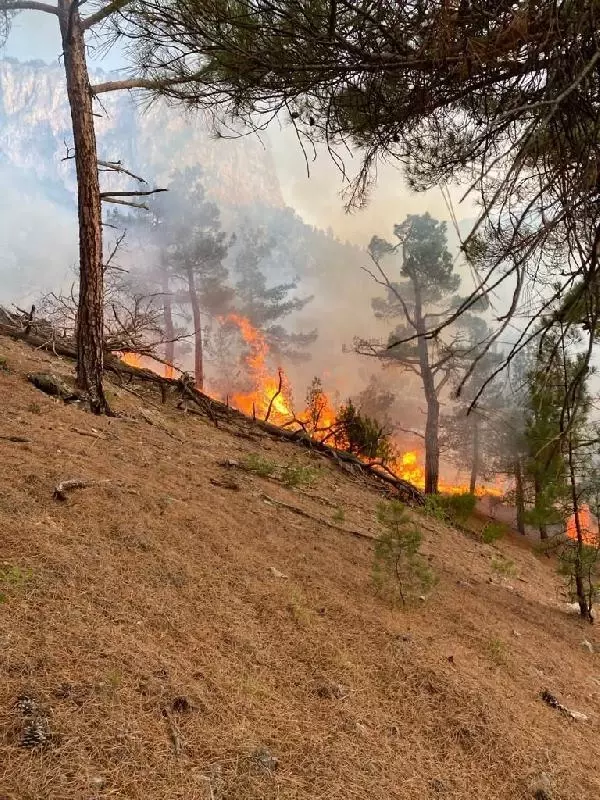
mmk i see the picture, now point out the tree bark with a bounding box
[414,287,439,494]
[162,274,175,379]
[533,476,548,540]
[514,459,526,535]
[58,2,108,413]
[469,414,480,495]
[186,267,203,390]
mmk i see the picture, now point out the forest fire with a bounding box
[118,352,178,379]
[119,316,503,495]
[222,314,295,423]
[566,505,599,547]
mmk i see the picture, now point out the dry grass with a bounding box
[0,336,599,799]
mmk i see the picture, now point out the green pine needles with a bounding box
[372,501,436,606]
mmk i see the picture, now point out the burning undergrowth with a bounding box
[119,313,504,497]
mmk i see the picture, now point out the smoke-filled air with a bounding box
[4,7,600,798]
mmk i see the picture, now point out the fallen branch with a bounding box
[161,708,183,757]
[0,435,30,443]
[70,427,107,440]
[210,477,241,491]
[540,690,588,722]
[261,493,374,541]
[53,479,110,502]
[0,319,424,505]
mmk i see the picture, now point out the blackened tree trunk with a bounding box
[533,476,548,540]
[415,287,439,494]
[58,2,108,413]
[568,442,593,622]
[469,414,480,495]
[514,459,526,535]
[186,267,204,390]
[162,274,175,378]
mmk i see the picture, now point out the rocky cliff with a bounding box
[0,58,284,210]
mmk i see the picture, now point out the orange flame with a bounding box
[566,504,599,547]
[223,314,294,423]
[118,321,505,496]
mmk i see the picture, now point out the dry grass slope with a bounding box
[0,335,599,800]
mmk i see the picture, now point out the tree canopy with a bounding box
[116,0,600,410]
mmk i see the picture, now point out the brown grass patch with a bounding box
[0,336,599,799]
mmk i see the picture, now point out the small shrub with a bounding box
[281,463,319,488]
[487,637,507,665]
[491,555,516,578]
[332,507,345,523]
[423,494,447,521]
[302,377,332,435]
[557,539,600,607]
[241,454,277,478]
[0,565,33,602]
[442,492,477,524]
[27,402,42,415]
[482,521,508,544]
[423,492,476,525]
[0,565,33,585]
[373,501,436,605]
[0,356,8,371]
[334,400,394,462]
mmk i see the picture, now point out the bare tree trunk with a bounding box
[469,415,480,495]
[423,395,440,494]
[533,476,548,540]
[58,2,108,414]
[186,268,203,390]
[514,459,526,535]
[414,288,439,494]
[162,275,175,379]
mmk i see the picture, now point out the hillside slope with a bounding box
[0,335,599,800]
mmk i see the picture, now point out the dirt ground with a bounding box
[0,334,599,800]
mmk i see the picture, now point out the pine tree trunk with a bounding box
[186,268,204,390]
[58,2,108,414]
[568,447,593,622]
[162,275,175,379]
[514,459,526,535]
[469,415,480,495]
[414,288,439,494]
[424,397,440,494]
[534,476,548,540]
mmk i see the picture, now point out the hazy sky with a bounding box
[2,15,477,248]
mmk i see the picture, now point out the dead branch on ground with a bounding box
[53,479,111,502]
[261,493,373,541]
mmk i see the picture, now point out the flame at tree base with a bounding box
[118,315,507,497]
[566,505,599,547]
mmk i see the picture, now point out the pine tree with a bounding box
[156,169,233,390]
[523,332,575,539]
[358,213,488,494]
[230,224,317,362]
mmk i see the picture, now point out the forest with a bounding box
[1,1,600,618]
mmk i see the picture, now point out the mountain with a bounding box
[0,58,285,303]
[0,58,284,210]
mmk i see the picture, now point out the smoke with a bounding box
[269,124,477,249]
[0,164,77,307]
[0,55,490,472]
